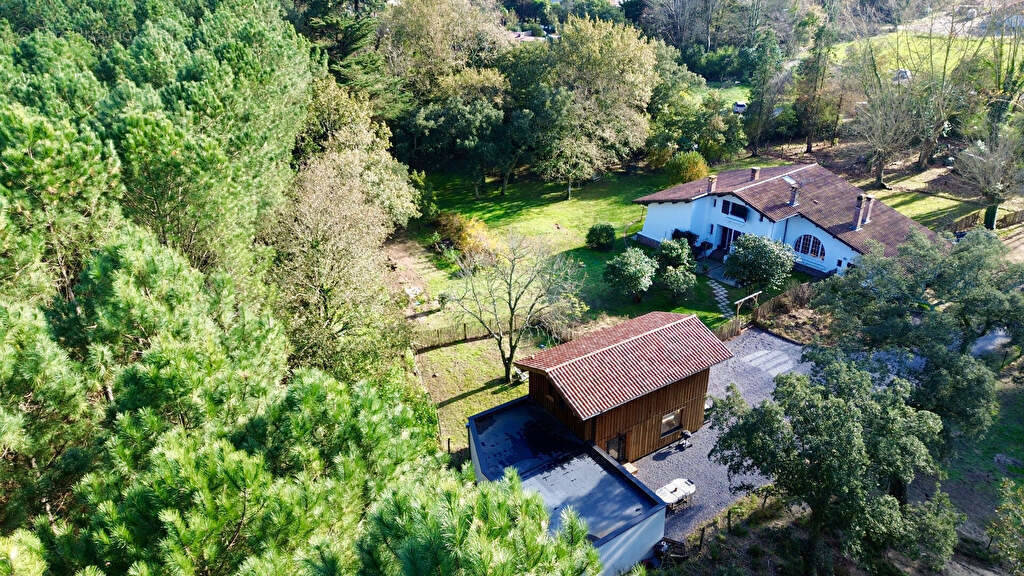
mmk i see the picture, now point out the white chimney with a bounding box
[862,195,875,224]
[750,167,761,181]
[707,175,718,194]
[852,194,866,230]
[789,184,799,206]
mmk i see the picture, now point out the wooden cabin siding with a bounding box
[593,369,709,462]
[528,369,710,462]
[529,372,588,439]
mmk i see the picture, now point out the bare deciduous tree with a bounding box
[846,39,923,188]
[957,134,1024,228]
[447,235,586,383]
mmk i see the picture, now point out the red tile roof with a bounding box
[634,164,939,257]
[515,312,733,421]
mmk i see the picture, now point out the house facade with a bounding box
[635,164,937,275]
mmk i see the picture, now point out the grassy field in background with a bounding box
[706,82,751,106]
[834,30,993,70]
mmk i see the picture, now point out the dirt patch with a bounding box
[756,308,828,345]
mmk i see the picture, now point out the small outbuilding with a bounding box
[467,312,734,574]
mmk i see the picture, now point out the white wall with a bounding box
[596,508,666,576]
[694,194,776,247]
[641,195,777,247]
[468,429,484,482]
[639,201,696,242]
[776,215,859,274]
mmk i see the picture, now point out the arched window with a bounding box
[794,234,825,260]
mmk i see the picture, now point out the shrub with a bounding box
[665,151,709,184]
[586,223,616,251]
[657,238,694,270]
[724,234,795,291]
[604,247,658,300]
[661,266,696,299]
[436,211,490,258]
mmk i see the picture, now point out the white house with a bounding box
[634,163,937,275]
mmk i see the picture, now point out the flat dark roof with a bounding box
[468,398,664,542]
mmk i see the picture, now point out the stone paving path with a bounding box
[707,279,733,317]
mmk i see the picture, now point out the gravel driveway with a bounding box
[634,328,811,540]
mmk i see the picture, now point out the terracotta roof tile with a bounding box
[515,312,733,421]
[634,164,939,257]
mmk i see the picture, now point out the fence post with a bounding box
[698,526,706,551]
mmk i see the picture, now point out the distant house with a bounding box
[634,163,937,275]
[467,312,733,575]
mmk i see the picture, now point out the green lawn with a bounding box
[833,31,993,70]
[941,374,1024,528]
[422,158,778,328]
[706,81,751,106]
[417,338,534,454]
[848,167,985,231]
[872,188,981,230]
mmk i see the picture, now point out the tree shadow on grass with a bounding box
[437,376,519,409]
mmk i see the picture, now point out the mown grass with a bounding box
[834,30,994,71]
[706,82,751,106]
[422,157,779,328]
[848,167,985,231]
[947,375,1024,483]
[417,338,535,454]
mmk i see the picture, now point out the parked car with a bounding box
[892,68,912,85]
[732,101,747,114]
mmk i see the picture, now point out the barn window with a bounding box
[794,234,825,260]
[660,409,682,436]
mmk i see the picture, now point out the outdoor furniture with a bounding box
[655,478,696,510]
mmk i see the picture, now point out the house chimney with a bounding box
[750,167,761,181]
[862,195,875,224]
[789,184,800,206]
[707,175,718,194]
[851,194,866,230]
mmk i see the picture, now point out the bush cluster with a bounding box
[665,151,710,184]
[586,223,616,251]
[436,211,491,258]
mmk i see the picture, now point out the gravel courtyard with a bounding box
[634,328,812,540]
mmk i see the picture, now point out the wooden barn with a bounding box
[515,311,733,464]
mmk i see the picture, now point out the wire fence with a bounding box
[412,320,497,351]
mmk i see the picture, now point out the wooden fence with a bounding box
[709,282,814,343]
[412,321,496,351]
[950,211,981,233]
[712,317,745,341]
[998,208,1024,229]
[414,282,816,350]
